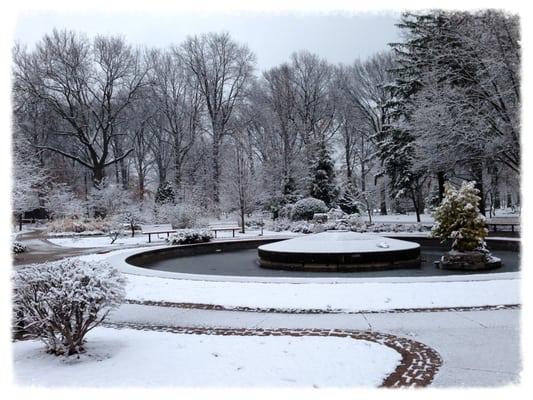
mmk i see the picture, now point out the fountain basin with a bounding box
[257,231,421,272]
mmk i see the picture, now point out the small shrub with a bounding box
[13,241,26,254]
[167,229,213,245]
[47,217,111,234]
[13,259,125,355]
[291,198,328,221]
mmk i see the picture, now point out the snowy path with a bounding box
[107,303,520,387]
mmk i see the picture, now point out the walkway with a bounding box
[107,303,520,387]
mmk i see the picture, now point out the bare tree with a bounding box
[181,32,256,208]
[147,49,202,192]
[13,30,148,186]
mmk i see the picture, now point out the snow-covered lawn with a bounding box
[124,274,520,311]
[13,327,400,387]
[48,229,297,248]
[48,235,158,248]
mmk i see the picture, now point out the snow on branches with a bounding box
[431,181,488,251]
[13,259,126,355]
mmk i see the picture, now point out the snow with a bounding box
[48,229,297,248]
[48,235,159,248]
[13,326,400,387]
[361,213,435,223]
[124,274,519,311]
[258,231,420,253]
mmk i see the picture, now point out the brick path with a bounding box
[124,298,520,315]
[104,321,442,388]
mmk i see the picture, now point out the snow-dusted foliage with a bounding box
[13,259,126,355]
[167,229,213,245]
[154,181,175,205]
[13,241,26,254]
[45,183,85,219]
[291,198,328,221]
[267,217,431,235]
[155,203,206,229]
[47,217,111,234]
[87,181,126,218]
[432,181,488,251]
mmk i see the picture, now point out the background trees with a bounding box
[12,11,521,224]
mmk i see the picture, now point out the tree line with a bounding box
[12,10,520,223]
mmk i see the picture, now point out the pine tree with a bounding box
[309,143,338,207]
[155,181,175,205]
[432,181,488,251]
[337,181,360,215]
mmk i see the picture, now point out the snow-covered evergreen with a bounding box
[432,181,488,251]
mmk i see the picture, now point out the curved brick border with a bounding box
[125,298,520,315]
[103,322,442,388]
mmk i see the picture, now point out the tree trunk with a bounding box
[437,171,446,203]
[120,158,128,189]
[92,165,105,187]
[138,172,145,202]
[240,201,246,234]
[212,139,221,208]
[472,161,486,216]
[380,181,387,215]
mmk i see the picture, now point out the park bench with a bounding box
[208,222,241,238]
[140,224,176,243]
[485,217,520,233]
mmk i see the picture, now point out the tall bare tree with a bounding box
[181,32,255,208]
[13,29,147,186]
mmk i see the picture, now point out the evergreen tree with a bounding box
[337,181,360,215]
[309,143,338,207]
[155,181,175,205]
[432,181,488,251]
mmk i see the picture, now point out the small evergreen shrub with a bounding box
[291,198,328,221]
[432,181,488,251]
[13,259,125,356]
[167,229,213,245]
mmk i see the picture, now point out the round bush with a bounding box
[291,197,328,221]
[13,259,126,355]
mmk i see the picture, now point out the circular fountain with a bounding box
[257,231,421,272]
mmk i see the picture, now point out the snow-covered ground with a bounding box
[13,326,399,388]
[48,229,297,248]
[124,273,519,311]
[361,213,435,224]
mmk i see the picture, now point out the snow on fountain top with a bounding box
[258,231,420,254]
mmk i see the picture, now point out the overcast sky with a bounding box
[14,11,401,72]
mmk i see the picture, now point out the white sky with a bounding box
[13,11,401,73]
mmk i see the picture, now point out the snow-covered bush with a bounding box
[13,259,125,355]
[167,229,213,245]
[291,198,328,221]
[267,219,292,232]
[45,183,85,219]
[47,217,111,234]
[289,221,316,234]
[327,208,346,221]
[432,181,488,251]
[156,203,206,229]
[279,203,294,220]
[13,241,26,254]
[87,181,126,218]
[267,217,431,235]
